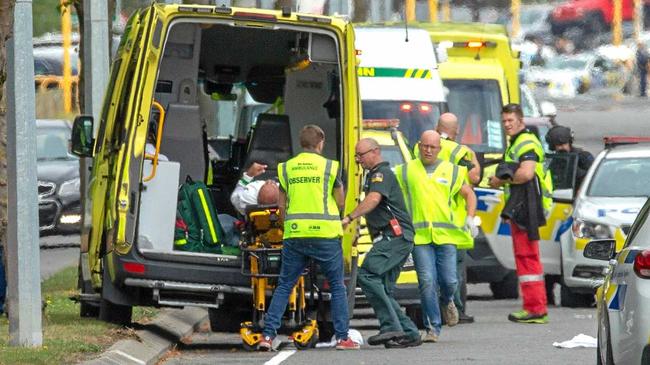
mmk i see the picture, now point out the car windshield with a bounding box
[381,145,407,167]
[361,100,443,147]
[546,57,588,70]
[443,79,505,153]
[587,157,650,197]
[37,127,74,160]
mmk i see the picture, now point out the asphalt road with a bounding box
[159,93,650,365]
[162,284,596,365]
[39,234,79,280]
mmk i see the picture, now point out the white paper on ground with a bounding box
[315,329,364,348]
[552,333,597,349]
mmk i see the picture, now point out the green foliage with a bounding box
[33,0,79,37]
[0,267,159,364]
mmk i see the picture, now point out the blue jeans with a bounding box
[263,238,349,340]
[412,243,457,335]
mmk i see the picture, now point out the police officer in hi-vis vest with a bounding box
[258,125,360,351]
[489,104,552,324]
[395,130,477,343]
[342,138,421,349]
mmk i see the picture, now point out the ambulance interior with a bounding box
[137,21,344,256]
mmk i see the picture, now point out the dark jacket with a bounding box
[497,162,547,240]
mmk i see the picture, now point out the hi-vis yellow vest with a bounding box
[504,131,554,212]
[439,138,474,250]
[278,152,343,239]
[395,159,466,245]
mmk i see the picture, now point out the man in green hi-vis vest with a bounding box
[395,130,477,343]
[258,125,360,351]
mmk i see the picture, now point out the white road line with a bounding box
[264,350,296,365]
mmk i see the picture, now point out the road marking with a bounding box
[264,350,296,365]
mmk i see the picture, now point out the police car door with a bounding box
[478,152,578,274]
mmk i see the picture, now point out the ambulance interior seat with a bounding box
[244,113,292,181]
[160,103,207,184]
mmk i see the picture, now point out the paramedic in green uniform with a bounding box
[342,138,421,349]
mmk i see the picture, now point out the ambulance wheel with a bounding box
[405,305,425,330]
[78,267,99,318]
[209,306,244,332]
[99,298,132,326]
[490,271,519,299]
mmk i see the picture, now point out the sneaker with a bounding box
[257,336,280,351]
[458,312,474,324]
[421,331,438,343]
[367,331,408,346]
[384,336,423,349]
[336,338,361,350]
[507,310,548,324]
[442,301,459,327]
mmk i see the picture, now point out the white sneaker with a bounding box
[421,331,438,343]
[442,301,459,327]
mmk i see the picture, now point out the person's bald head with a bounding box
[436,113,459,140]
[257,180,279,206]
[418,130,442,165]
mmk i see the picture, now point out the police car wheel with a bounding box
[489,271,519,300]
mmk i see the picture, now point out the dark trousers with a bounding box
[640,71,647,96]
[453,249,467,313]
[358,235,419,339]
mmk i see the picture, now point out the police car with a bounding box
[584,197,650,365]
[559,138,650,307]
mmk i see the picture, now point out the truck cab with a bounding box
[71,4,362,331]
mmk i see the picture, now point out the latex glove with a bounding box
[465,216,480,238]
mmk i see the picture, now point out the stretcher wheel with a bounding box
[293,332,318,350]
[242,341,259,352]
[292,319,319,350]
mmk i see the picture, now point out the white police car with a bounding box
[559,140,650,307]
[584,197,650,365]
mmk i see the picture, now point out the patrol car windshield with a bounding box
[588,157,650,197]
[381,145,406,167]
[361,100,443,147]
[443,79,505,153]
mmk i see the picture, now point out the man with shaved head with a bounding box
[435,112,481,324]
[342,138,421,348]
[395,130,477,343]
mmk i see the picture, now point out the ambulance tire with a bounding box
[99,298,132,326]
[560,284,594,308]
[209,306,245,333]
[78,266,99,318]
[405,305,425,330]
[489,271,519,299]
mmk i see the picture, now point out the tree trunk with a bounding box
[0,0,15,245]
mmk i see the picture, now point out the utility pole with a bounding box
[405,0,416,22]
[61,0,73,113]
[634,0,644,41]
[442,0,450,21]
[511,0,521,39]
[6,0,43,347]
[613,0,623,45]
[428,0,438,22]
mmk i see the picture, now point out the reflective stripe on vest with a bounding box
[518,274,544,283]
[279,153,342,238]
[449,144,463,165]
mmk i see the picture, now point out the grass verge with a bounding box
[0,267,159,365]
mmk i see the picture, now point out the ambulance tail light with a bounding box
[123,262,146,275]
[419,103,432,113]
[440,40,497,49]
[400,103,413,112]
[363,119,400,129]
[634,249,650,279]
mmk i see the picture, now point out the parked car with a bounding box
[559,139,650,306]
[585,198,650,365]
[37,119,81,235]
[525,53,625,98]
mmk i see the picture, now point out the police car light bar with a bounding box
[603,136,650,148]
[439,40,497,49]
[363,119,400,129]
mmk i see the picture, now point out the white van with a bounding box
[355,27,447,145]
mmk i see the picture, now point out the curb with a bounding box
[82,307,208,365]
